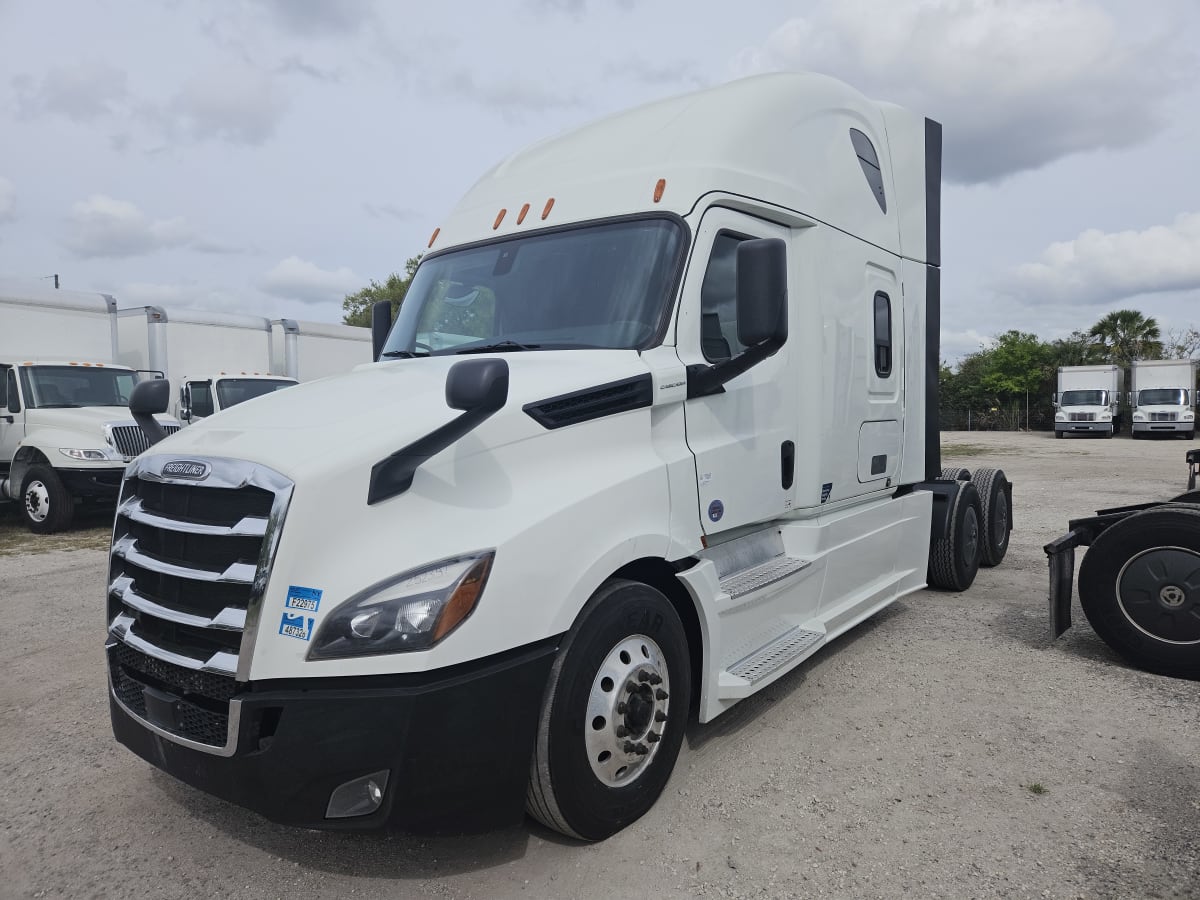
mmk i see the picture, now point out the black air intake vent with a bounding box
[523,374,653,429]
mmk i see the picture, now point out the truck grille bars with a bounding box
[1067,413,1096,422]
[107,422,182,460]
[106,455,293,753]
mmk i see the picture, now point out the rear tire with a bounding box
[526,580,691,840]
[927,482,983,591]
[1078,507,1200,680]
[940,466,971,481]
[21,465,75,534]
[970,468,1011,567]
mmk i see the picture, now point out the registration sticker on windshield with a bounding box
[285,585,323,613]
[279,611,314,641]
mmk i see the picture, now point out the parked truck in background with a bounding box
[271,318,371,382]
[115,305,299,424]
[1129,358,1197,440]
[106,73,1014,840]
[0,284,178,532]
[1054,364,1123,438]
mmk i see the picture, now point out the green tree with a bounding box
[980,330,1051,399]
[341,255,422,326]
[1088,309,1162,369]
[1048,330,1104,367]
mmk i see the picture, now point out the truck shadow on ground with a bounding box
[149,603,907,873]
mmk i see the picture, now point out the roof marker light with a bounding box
[541,198,555,220]
[653,179,666,203]
[428,227,440,248]
[517,203,530,225]
[493,208,507,230]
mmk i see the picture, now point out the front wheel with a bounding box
[526,580,691,840]
[1078,507,1200,680]
[21,465,75,534]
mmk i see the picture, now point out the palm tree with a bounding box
[1088,309,1163,369]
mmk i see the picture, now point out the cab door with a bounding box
[677,208,797,534]
[0,365,25,472]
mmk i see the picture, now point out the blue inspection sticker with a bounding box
[285,585,323,612]
[708,499,724,522]
[279,611,315,641]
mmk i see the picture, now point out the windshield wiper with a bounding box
[455,340,541,355]
[380,349,429,358]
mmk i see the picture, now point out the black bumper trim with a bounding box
[110,635,561,831]
[56,466,124,499]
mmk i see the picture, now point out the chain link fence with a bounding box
[939,401,1058,432]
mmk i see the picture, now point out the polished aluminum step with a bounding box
[727,626,825,685]
[719,555,810,599]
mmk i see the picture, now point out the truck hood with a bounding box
[149,351,653,482]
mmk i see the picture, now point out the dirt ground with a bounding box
[1,431,1198,900]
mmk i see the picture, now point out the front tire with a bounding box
[526,579,691,841]
[1078,507,1200,680]
[21,465,75,534]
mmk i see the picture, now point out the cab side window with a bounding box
[700,232,752,363]
[189,382,215,418]
[873,292,892,377]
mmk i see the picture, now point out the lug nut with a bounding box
[655,711,667,722]
[646,731,661,744]
[648,673,662,685]
[626,683,637,693]
[655,689,668,700]
[617,702,627,714]
[634,743,649,755]
[615,725,629,738]
[638,671,651,683]
[623,741,636,753]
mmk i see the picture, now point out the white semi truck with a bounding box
[116,306,299,425]
[0,285,178,532]
[1129,358,1197,440]
[106,73,1013,839]
[1054,364,1123,438]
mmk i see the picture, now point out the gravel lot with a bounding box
[1,431,1198,900]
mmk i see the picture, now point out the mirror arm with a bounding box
[686,335,785,399]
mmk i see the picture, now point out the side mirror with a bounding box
[446,358,509,412]
[1052,394,1059,408]
[179,385,192,422]
[5,375,20,414]
[372,300,393,362]
[736,238,788,347]
[129,378,170,447]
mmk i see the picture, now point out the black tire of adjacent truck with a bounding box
[1055,430,1064,439]
[970,467,1011,567]
[20,464,75,534]
[1077,506,1200,680]
[526,579,692,841]
[940,466,971,481]
[1186,430,1195,441]
[927,481,984,592]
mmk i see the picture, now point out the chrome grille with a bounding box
[108,423,182,460]
[107,455,292,753]
[1068,412,1096,422]
[1149,412,1178,422]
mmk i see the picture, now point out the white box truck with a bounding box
[1053,364,1123,438]
[272,318,371,382]
[0,284,178,532]
[105,73,1013,839]
[1129,358,1197,439]
[115,305,298,424]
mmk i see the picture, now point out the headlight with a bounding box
[1133,413,1145,421]
[1185,412,1195,421]
[1055,413,1066,421]
[1100,412,1111,420]
[308,551,494,659]
[58,448,112,461]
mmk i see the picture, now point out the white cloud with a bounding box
[1009,213,1200,305]
[168,65,289,145]
[732,0,1182,184]
[436,70,584,120]
[260,256,362,304]
[63,195,193,258]
[13,61,128,122]
[118,281,251,315]
[251,0,376,36]
[0,177,15,222]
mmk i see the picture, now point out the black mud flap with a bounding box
[1044,530,1085,640]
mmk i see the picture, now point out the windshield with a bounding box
[215,378,296,410]
[1060,390,1108,407]
[1138,388,1186,406]
[382,218,685,356]
[19,365,138,408]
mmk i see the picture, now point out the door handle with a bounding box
[780,440,795,490]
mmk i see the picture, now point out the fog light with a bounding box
[325,769,389,819]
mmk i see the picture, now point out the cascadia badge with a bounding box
[162,460,209,479]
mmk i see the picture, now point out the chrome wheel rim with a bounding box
[584,634,671,786]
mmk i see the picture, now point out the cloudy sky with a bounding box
[1,0,1198,362]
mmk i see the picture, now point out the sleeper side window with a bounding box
[700,231,753,363]
[873,292,892,378]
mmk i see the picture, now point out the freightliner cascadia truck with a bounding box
[107,73,1013,840]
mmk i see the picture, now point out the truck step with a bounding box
[719,626,826,698]
[719,554,810,599]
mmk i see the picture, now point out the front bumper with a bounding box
[56,465,125,499]
[1132,421,1192,434]
[1054,422,1112,434]
[109,636,560,831]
